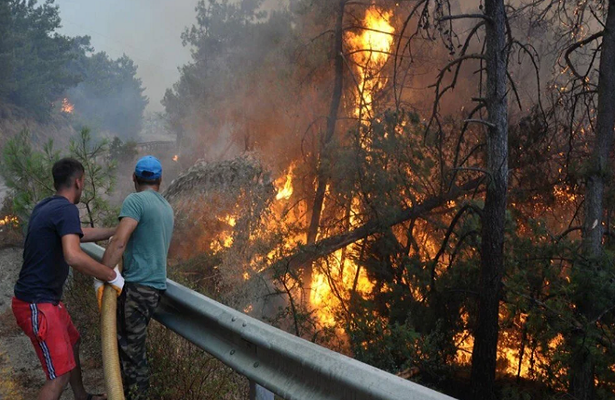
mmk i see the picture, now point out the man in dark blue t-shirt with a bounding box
[12,158,125,400]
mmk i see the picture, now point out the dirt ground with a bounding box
[0,246,105,399]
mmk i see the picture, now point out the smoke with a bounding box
[55,0,198,112]
[54,0,290,114]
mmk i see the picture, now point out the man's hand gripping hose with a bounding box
[94,263,125,400]
[93,266,125,310]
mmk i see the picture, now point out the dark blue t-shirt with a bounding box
[14,196,83,304]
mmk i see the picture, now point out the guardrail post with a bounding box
[249,380,256,400]
[249,381,275,400]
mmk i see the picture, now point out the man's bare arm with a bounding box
[62,234,116,281]
[81,227,116,243]
[101,217,138,268]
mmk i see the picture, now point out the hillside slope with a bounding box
[0,103,78,150]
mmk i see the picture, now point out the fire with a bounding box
[223,215,236,248]
[346,7,395,116]
[454,309,566,378]
[159,3,613,387]
[305,7,395,326]
[179,8,396,336]
[276,167,294,200]
[309,248,374,326]
[210,215,236,252]
[0,215,18,228]
[309,194,373,326]
[61,98,74,114]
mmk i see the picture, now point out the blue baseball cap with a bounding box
[135,156,162,180]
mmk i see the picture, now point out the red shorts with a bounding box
[12,297,80,380]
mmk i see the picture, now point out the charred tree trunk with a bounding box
[470,0,509,399]
[303,0,346,293]
[572,1,615,398]
[582,1,615,259]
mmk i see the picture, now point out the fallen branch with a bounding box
[463,118,496,129]
[564,31,604,80]
[438,13,493,23]
[271,178,483,274]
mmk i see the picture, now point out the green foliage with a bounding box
[1,127,117,227]
[162,0,298,159]
[334,110,441,216]
[496,211,615,394]
[0,129,58,220]
[0,0,87,118]
[69,128,117,227]
[348,309,419,372]
[155,1,615,397]
[0,0,146,130]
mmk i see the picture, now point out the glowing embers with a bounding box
[61,98,74,114]
[346,7,395,117]
[0,215,18,228]
[553,185,578,205]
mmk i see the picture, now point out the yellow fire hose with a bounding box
[101,266,125,400]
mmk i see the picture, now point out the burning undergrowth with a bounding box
[164,154,287,312]
[155,0,615,396]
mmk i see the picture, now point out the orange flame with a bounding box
[276,167,294,200]
[309,248,374,326]
[454,309,567,378]
[222,215,236,248]
[173,155,179,162]
[346,7,395,116]
[210,215,236,253]
[61,98,74,114]
[309,195,373,326]
[307,6,396,325]
[0,215,18,228]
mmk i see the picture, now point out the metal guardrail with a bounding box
[135,140,176,152]
[82,242,456,400]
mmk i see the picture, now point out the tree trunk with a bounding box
[470,0,509,399]
[303,0,346,294]
[582,0,615,257]
[572,1,615,398]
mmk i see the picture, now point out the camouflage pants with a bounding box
[117,282,162,400]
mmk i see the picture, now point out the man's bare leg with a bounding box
[37,372,70,400]
[70,339,106,400]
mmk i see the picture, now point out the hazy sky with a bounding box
[55,0,200,112]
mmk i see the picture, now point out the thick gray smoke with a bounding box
[54,0,198,112]
[54,0,288,113]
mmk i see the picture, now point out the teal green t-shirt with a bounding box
[119,190,174,290]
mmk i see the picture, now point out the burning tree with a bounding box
[524,1,615,398]
[161,0,615,399]
[402,0,513,397]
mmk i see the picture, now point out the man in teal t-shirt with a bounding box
[101,155,174,400]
